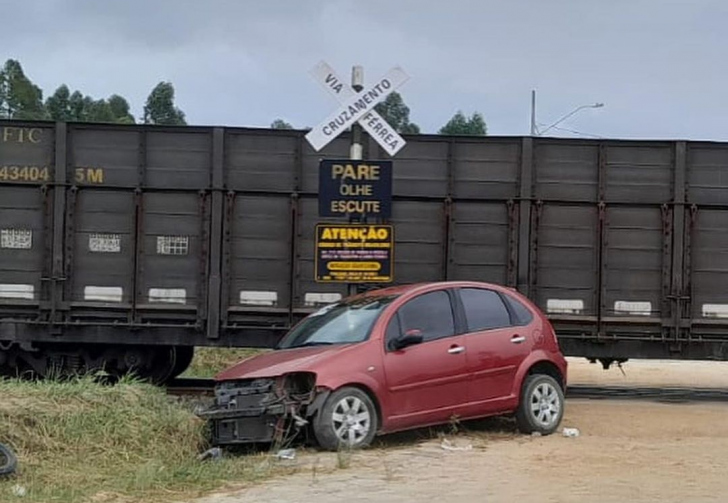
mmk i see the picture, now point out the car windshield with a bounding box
[277,295,397,350]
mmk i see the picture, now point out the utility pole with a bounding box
[530,89,537,136]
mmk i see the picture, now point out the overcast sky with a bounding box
[3,0,727,140]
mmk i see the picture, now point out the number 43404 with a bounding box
[0,166,50,182]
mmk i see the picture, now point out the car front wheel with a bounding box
[312,386,378,451]
[515,374,564,435]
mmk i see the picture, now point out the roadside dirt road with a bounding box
[194,359,728,503]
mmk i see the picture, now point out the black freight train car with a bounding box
[2,120,728,381]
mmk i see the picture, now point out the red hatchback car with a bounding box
[200,281,568,450]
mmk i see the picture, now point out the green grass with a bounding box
[0,375,288,503]
[183,347,267,378]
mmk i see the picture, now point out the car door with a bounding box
[457,287,533,412]
[382,289,469,430]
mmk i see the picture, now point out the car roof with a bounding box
[353,280,511,300]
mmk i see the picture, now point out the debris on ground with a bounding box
[11,484,26,497]
[531,431,542,437]
[197,447,223,461]
[562,427,580,438]
[275,449,297,461]
[440,438,473,452]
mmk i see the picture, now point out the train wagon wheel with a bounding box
[145,346,178,385]
[169,346,195,379]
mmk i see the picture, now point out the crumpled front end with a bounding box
[197,373,325,445]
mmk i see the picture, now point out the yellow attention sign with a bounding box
[315,224,394,283]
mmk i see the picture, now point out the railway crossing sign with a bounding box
[305,61,410,156]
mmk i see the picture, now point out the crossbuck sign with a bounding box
[305,61,410,156]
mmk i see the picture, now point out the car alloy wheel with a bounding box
[332,396,372,446]
[312,386,379,451]
[529,381,561,428]
[516,374,564,435]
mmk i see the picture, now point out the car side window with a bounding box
[385,313,402,346]
[460,288,512,332]
[395,290,455,343]
[503,294,534,326]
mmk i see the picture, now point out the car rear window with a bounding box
[503,293,534,326]
[460,288,512,332]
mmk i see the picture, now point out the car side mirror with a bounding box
[393,329,424,350]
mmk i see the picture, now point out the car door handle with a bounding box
[511,335,526,344]
[448,345,465,354]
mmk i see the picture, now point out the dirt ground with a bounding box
[193,358,728,503]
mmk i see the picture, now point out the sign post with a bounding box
[306,62,409,295]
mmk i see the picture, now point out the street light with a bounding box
[530,90,604,136]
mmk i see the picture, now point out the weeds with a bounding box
[0,374,278,503]
[183,347,266,378]
[335,444,353,469]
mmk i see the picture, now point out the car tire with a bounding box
[0,443,17,476]
[515,374,564,435]
[312,386,378,451]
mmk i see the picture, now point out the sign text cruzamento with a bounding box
[320,77,401,151]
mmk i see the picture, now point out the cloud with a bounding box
[2,0,727,139]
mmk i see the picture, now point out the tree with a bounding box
[46,86,135,124]
[45,84,72,121]
[374,92,420,134]
[0,59,45,120]
[84,98,115,123]
[271,118,293,129]
[68,91,87,121]
[439,111,487,136]
[143,82,186,125]
[107,94,135,124]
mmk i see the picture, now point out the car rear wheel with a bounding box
[516,374,564,435]
[312,387,378,451]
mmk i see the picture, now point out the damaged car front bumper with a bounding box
[196,373,328,445]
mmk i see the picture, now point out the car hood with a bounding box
[215,344,356,381]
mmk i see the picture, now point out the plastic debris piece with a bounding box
[11,485,26,497]
[276,448,296,460]
[197,447,223,461]
[292,414,308,428]
[562,427,580,438]
[531,431,542,437]
[440,438,473,452]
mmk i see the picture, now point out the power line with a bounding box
[538,123,603,139]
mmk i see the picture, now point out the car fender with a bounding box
[314,372,390,424]
[510,350,566,397]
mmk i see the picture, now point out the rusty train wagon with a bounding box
[2,120,728,381]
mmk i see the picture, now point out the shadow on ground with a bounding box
[370,415,520,449]
[217,414,522,460]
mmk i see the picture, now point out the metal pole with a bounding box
[350,66,364,160]
[530,89,537,136]
[348,66,364,297]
